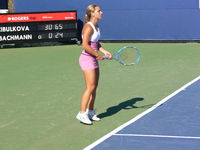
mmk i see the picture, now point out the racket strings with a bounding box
[119,47,139,65]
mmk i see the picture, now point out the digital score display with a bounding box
[0,11,77,44]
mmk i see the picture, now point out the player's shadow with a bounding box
[98,97,144,119]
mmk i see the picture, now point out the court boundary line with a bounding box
[114,134,200,140]
[83,76,200,150]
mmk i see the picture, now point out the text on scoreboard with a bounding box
[0,11,77,43]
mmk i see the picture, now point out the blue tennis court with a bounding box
[84,76,200,150]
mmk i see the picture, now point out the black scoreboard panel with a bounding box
[0,21,77,43]
[0,11,77,44]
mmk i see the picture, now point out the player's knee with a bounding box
[86,84,97,91]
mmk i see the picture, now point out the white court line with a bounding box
[83,76,200,150]
[114,134,200,140]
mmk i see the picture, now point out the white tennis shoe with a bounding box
[76,112,92,125]
[87,109,101,121]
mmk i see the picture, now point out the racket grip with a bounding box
[103,56,110,59]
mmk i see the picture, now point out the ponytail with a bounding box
[84,15,90,25]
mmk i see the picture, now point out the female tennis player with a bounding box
[76,4,112,124]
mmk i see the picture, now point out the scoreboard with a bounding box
[0,11,78,44]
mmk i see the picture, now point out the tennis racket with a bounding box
[103,46,140,66]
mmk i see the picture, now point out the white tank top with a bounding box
[83,22,101,42]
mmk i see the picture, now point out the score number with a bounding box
[38,24,63,30]
[37,31,77,40]
[44,24,63,30]
[37,21,77,40]
[38,32,64,39]
[38,22,76,31]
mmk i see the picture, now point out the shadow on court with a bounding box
[98,97,144,119]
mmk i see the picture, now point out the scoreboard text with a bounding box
[0,11,77,44]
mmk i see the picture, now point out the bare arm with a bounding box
[99,43,112,59]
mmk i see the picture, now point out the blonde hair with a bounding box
[84,4,99,25]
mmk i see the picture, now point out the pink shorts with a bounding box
[79,42,99,71]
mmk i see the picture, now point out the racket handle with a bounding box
[103,56,110,59]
